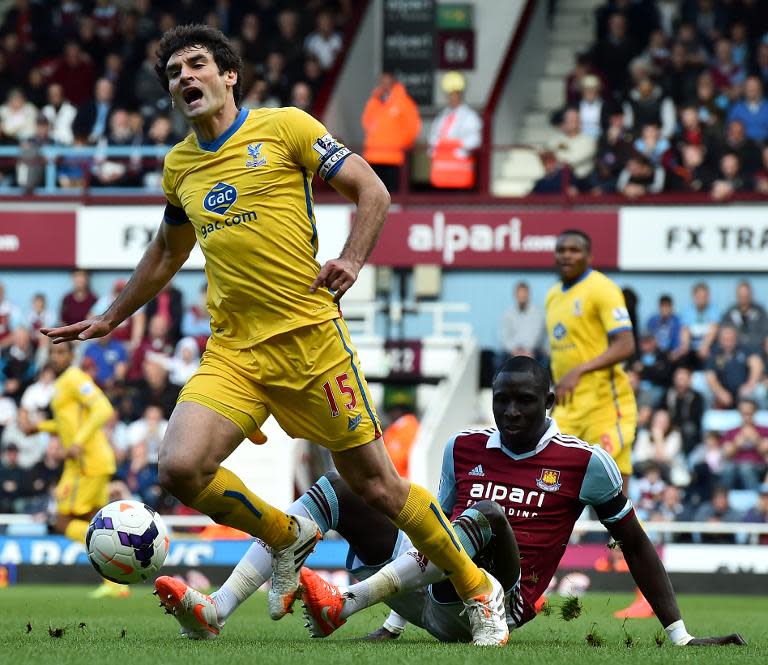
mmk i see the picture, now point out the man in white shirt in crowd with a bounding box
[499,281,547,360]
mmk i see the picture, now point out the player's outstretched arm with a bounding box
[311,154,390,303]
[42,220,196,343]
[607,512,747,646]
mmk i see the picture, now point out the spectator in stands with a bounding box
[709,38,746,100]
[712,119,762,176]
[259,51,292,106]
[711,151,753,200]
[694,486,742,544]
[499,281,546,360]
[643,27,671,72]
[49,41,96,107]
[141,114,178,189]
[60,270,97,328]
[576,74,609,139]
[633,332,674,405]
[361,71,421,193]
[624,78,676,139]
[693,71,727,127]
[634,408,689,485]
[83,332,128,390]
[662,366,704,456]
[41,83,77,146]
[301,55,325,99]
[675,104,714,148]
[130,358,179,421]
[729,21,750,67]
[721,280,768,350]
[592,106,634,192]
[617,151,665,197]
[117,438,162,509]
[242,78,280,110]
[134,39,171,121]
[239,13,269,66]
[428,71,482,190]
[73,77,116,144]
[743,483,768,542]
[24,437,64,515]
[0,88,37,142]
[683,1,729,50]
[90,109,143,188]
[753,39,768,90]
[727,75,768,143]
[590,12,638,95]
[289,81,313,114]
[0,327,37,405]
[0,443,25,513]
[705,323,764,409]
[181,283,210,351]
[24,293,53,348]
[668,142,715,192]
[144,283,183,346]
[649,485,687,534]
[548,107,596,190]
[272,9,304,75]
[127,314,174,384]
[91,279,145,352]
[635,461,668,517]
[304,10,342,71]
[564,52,602,107]
[633,123,673,168]
[662,41,703,106]
[679,282,719,369]
[532,150,570,194]
[162,337,201,388]
[720,398,768,490]
[647,294,682,358]
[124,403,167,466]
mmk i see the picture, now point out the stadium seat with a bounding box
[701,409,741,432]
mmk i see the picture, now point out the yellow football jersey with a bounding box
[545,269,633,415]
[162,106,352,349]
[37,366,115,477]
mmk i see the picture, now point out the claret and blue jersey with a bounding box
[438,419,633,626]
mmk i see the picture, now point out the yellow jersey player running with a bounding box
[22,342,122,597]
[42,25,505,644]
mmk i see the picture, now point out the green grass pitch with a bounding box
[1,585,765,665]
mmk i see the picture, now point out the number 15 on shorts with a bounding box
[322,373,357,417]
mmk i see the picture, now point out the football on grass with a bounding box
[86,500,169,584]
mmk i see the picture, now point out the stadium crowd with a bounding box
[535,0,768,199]
[0,0,348,189]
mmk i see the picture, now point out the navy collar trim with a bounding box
[197,108,248,152]
[561,267,592,292]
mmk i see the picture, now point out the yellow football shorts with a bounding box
[553,400,637,477]
[56,467,110,517]
[178,317,382,452]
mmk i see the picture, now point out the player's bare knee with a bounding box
[356,480,400,519]
[158,455,207,501]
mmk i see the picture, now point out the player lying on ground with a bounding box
[155,356,745,646]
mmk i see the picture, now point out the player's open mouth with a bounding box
[183,87,203,104]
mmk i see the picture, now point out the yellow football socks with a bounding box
[190,467,298,550]
[64,518,89,543]
[392,483,490,599]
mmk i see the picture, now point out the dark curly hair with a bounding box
[154,24,243,105]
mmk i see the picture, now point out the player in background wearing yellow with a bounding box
[23,342,121,597]
[545,229,650,618]
[42,25,506,644]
